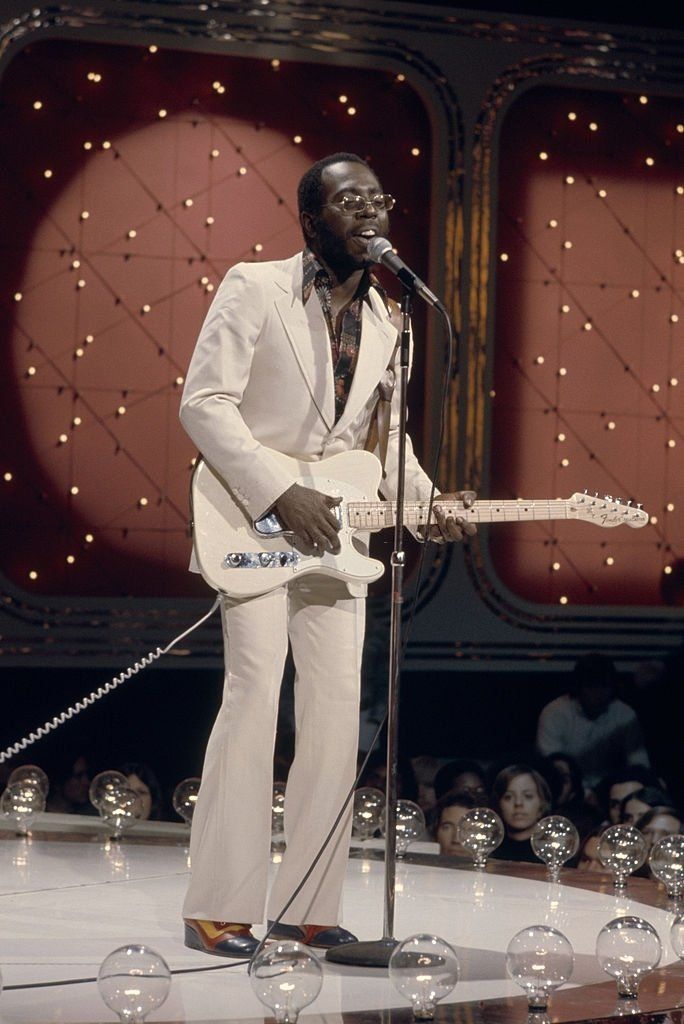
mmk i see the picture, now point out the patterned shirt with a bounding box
[302,248,385,423]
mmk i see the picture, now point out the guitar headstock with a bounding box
[567,492,649,528]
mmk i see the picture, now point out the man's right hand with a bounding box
[275,483,342,556]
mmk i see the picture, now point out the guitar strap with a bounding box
[363,297,402,477]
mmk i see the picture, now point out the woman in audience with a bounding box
[620,786,672,826]
[544,752,602,837]
[635,806,682,849]
[490,764,552,862]
[119,761,164,820]
[600,767,662,825]
[433,791,478,857]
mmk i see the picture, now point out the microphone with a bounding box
[367,237,444,309]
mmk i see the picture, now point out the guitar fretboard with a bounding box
[345,499,573,530]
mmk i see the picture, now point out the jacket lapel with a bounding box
[274,258,335,432]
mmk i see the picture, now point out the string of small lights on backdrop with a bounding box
[490,86,683,608]
[0,39,431,603]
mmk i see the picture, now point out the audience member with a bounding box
[119,761,164,821]
[490,764,552,863]
[620,786,672,826]
[636,806,682,850]
[536,654,650,790]
[433,759,488,803]
[543,752,602,838]
[357,750,418,802]
[411,755,443,815]
[433,791,478,857]
[576,829,610,874]
[43,751,95,815]
[600,767,663,825]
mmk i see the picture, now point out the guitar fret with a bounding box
[346,500,571,528]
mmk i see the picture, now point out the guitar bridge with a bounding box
[222,551,300,569]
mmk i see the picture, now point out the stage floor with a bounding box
[1,817,683,1023]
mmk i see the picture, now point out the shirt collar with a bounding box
[301,248,386,309]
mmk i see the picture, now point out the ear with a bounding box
[300,210,317,242]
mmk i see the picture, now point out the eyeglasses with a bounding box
[324,193,396,214]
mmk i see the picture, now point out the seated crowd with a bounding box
[428,756,682,870]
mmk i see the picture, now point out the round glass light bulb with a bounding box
[505,925,574,1011]
[380,799,425,857]
[249,940,323,1023]
[97,944,171,1022]
[1,780,46,833]
[272,781,286,839]
[388,932,459,1019]
[172,777,200,824]
[531,815,579,881]
[89,770,128,811]
[352,786,384,841]
[649,834,684,899]
[598,825,648,889]
[670,914,684,958]
[596,916,661,998]
[8,764,49,797]
[456,807,504,869]
[99,787,140,838]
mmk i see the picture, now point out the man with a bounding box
[536,653,650,793]
[179,152,475,957]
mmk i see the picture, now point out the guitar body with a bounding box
[191,449,386,598]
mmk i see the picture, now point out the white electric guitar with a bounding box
[191,449,648,598]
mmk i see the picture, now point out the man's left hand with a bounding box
[421,491,477,543]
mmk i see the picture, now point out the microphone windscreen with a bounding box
[367,236,393,263]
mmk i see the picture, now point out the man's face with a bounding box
[304,160,390,278]
[577,681,612,719]
[608,780,642,824]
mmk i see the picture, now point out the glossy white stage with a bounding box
[1,815,683,1023]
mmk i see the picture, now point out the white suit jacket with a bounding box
[180,252,434,534]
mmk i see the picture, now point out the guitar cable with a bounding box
[3,308,456,989]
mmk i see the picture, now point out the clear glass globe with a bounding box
[670,914,684,958]
[172,777,200,824]
[456,808,504,869]
[272,782,286,839]
[598,825,648,889]
[388,933,459,1019]
[380,799,426,857]
[649,834,684,899]
[596,916,662,998]
[8,764,49,798]
[505,925,574,1011]
[99,787,140,838]
[97,944,171,1022]
[249,940,323,1023]
[352,786,385,841]
[531,815,580,881]
[89,770,128,812]
[1,780,46,834]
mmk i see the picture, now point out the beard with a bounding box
[311,216,372,281]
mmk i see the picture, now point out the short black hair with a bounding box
[433,759,485,801]
[297,152,372,220]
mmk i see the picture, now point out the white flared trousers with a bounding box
[182,575,364,925]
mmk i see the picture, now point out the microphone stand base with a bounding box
[325,937,398,968]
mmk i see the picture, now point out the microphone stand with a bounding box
[326,281,414,968]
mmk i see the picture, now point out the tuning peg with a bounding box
[604,494,613,501]
[626,499,632,507]
[615,497,622,504]
[594,491,599,498]
[636,503,643,510]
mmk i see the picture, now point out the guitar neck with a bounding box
[346,498,573,531]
